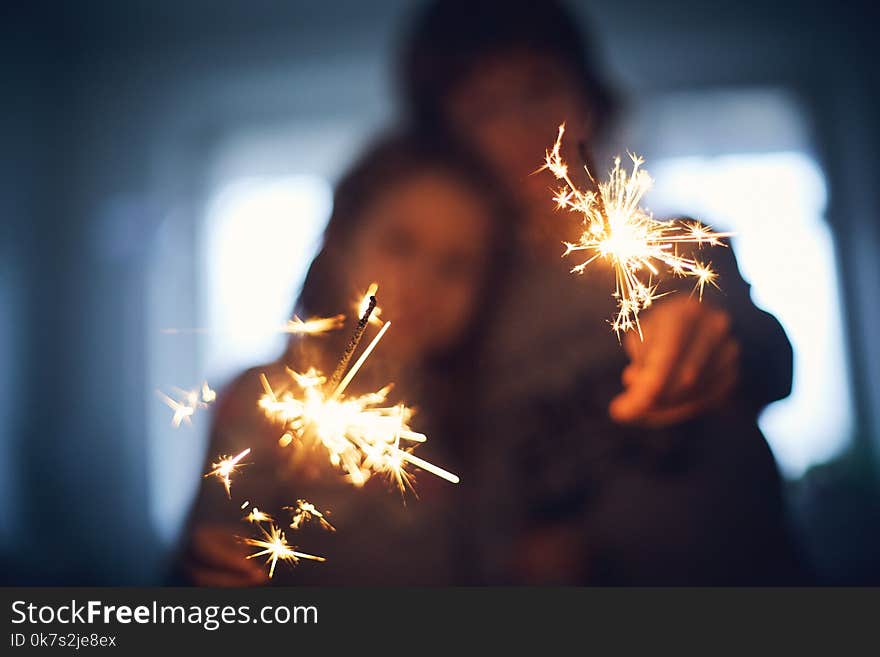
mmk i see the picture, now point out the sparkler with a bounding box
[157,381,216,427]
[327,294,377,392]
[354,283,383,327]
[285,499,336,532]
[241,522,325,579]
[258,289,459,493]
[204,447,251,498]
[542,123,733,336]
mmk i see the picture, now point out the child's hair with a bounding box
[289,131,515,368]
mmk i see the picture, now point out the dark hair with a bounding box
[398,0,617,133]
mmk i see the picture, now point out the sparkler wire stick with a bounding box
[330,320,391,400]
[326,295,377,391]
[398,451,460,484]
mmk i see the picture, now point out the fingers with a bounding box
[611,296,742,426]
[638,362,739,428]
[609,301,695,422]
[625,337,740,428]
[185,525,267,586]
[659,307,732,403]
[622,329,643,361]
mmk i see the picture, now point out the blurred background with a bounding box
[2,0,878,584]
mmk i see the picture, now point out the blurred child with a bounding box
[175,133,512,585]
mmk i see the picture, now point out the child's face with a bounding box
[444,50,592,213]
[347,171,492,362]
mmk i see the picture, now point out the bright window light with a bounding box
[649,153,853,477]
[202,175,332,385]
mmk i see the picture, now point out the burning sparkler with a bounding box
[542,123,733,336]
[204,447,251,498]
[354,283,383,327]
[241,522,325,579]
[258,290,459,494]
[157,381,216,427]
[285,499,336,532]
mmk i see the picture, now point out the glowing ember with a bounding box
[286,499,336,532]
[242,522,325,579]
[244,506,273,524]
[354,283,383,326]
[204,448,251,498]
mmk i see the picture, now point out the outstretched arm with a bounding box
[609,238,792,427]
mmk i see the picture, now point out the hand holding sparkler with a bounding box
[609,295,741,427]
[542,123,743,426]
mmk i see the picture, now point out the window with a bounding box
[201,175,332,384]
[637,90,854,477]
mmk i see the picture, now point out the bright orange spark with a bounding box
[204,448,251,498]
[242,522,325,579]
[244,506,273,523]
[285,499,336,532]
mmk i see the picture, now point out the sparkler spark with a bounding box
[258,290,459,494]
[284,314,346,336]
[204,448,251,498]
[201,381,216,404]
[157,391,194,427]
[285,499,336,532]
[157,381,216,427]
[244,506,273,524]
[242,522,325,579]
[542,123,733,336]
